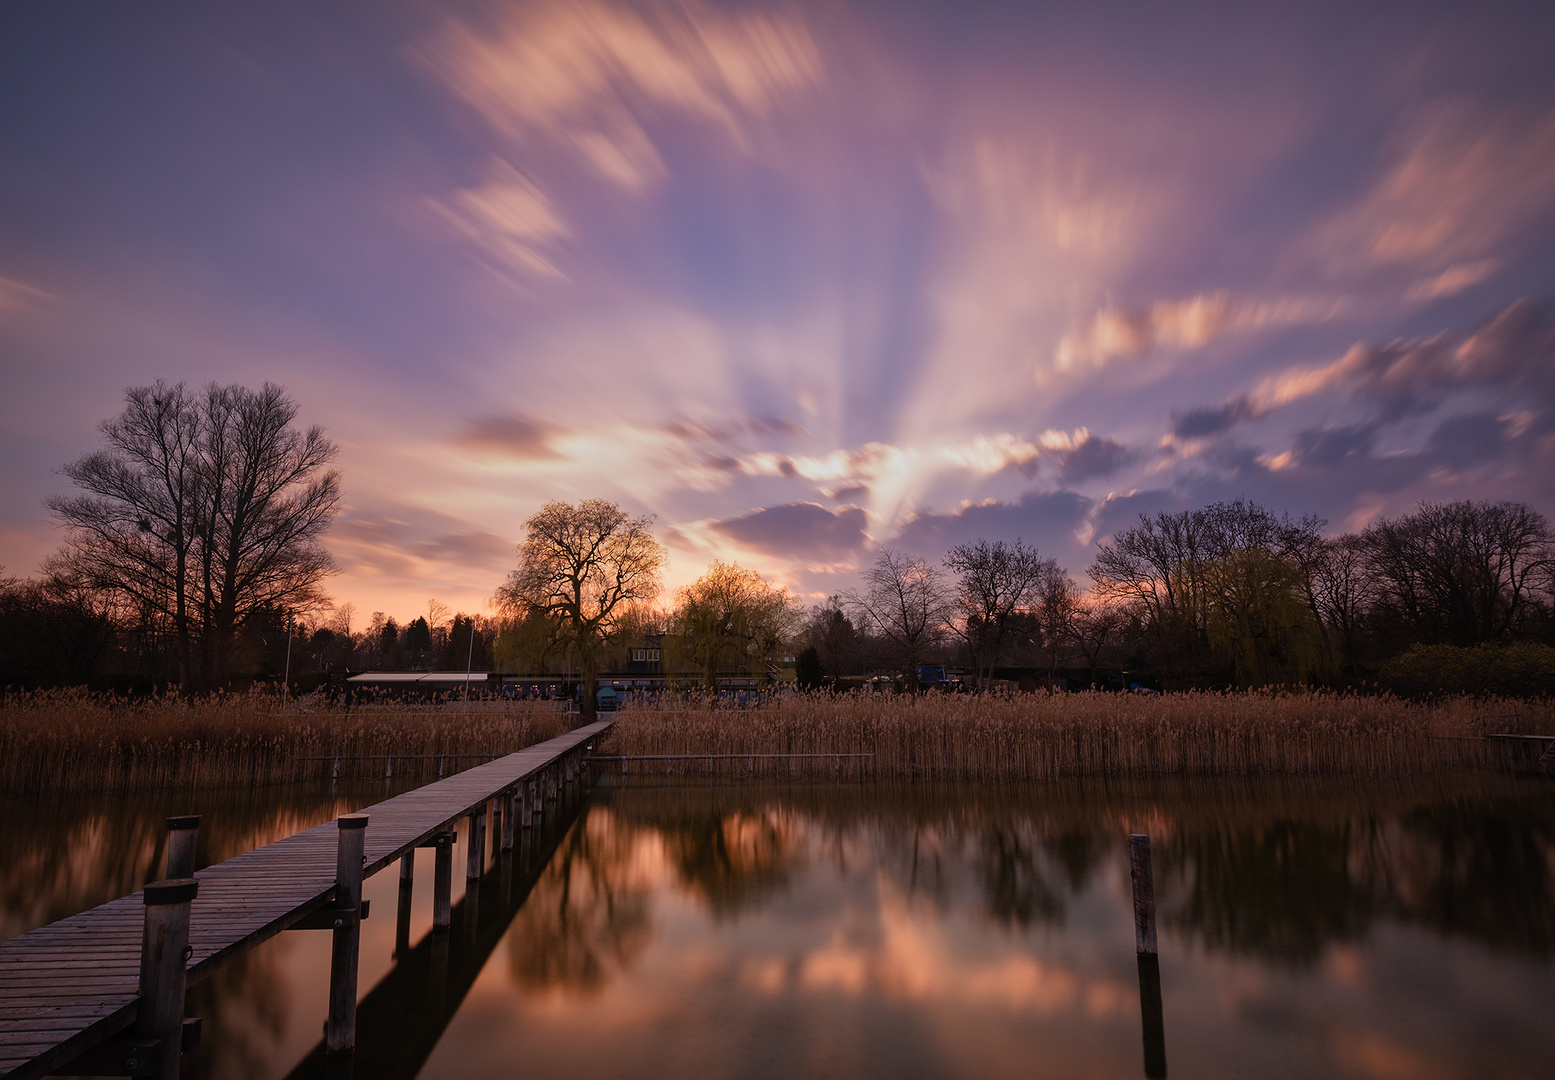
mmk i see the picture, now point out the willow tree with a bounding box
[497,499,665,721]
[671,561,794,690]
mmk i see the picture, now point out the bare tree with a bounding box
[496,499,665,721]
[1362,500,1553,646]
[1036,572,1125,688]
[1307,533,1374,673]
[844,548,950,690]
[671,561,794,690]
[48,381,340,689]
[944,538,1059,690]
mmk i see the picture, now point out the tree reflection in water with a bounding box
[11,775,1555,1080]
[505,804,654,995]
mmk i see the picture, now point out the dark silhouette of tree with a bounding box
[1361,500,1553,647]
[802,595,861,681]
[844,548,949,689]
[944,538,1059,690]
[47,381,340,689]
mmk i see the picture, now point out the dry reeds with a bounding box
[606,689,1551,781]
[0,689,566,795]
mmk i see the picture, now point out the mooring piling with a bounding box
[431,832,454,931]
[500,789,517,853]
[466,809,484,882]
[1128,834,1157,956]
[137,878,198,1080]
[164,815,200,880]
[325,813,369,1058]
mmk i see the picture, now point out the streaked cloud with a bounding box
[0,277,52,323]
[5,1,1555,616]
[1054,293,1340,372]
[418,0,825,193]
[429,159,572,277]
[1311,103,1555,284]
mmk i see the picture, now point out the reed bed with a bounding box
[0,689,566,795]
[606,689,1551,781]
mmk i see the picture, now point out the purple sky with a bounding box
[3,0,1554,622]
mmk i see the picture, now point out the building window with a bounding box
[631,648,661,663]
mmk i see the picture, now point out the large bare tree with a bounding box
[844,548,949,690]
[48,381,340,689]
[944,538,1059,690]
[1361,500,1553,647]
[496,499,665,721]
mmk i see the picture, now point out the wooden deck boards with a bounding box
[0,720,609,1079]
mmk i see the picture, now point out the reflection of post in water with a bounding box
[394,853,413,959]
[1128,834,1167,1079]
[283,775,596,1080]
[1137,955,1167,1079]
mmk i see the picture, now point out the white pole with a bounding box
[283,617,293,702]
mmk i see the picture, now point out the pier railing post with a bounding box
[467,808,485,882]
[137,878,197,1080]
[501,789,517,852]
[326,813,368,1058]
[164,815,200,880]
[522,778,535,829]
[432,832,453,930]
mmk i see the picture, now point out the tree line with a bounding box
[802,497,1555,692]
[6,382,1554,699]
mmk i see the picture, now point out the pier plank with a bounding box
[0,720,608,1079]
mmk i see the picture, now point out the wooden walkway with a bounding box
[0,720,612,1079]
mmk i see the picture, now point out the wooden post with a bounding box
[522,778,535,828]
[1129,834,1157,956]
[466,810,484,881]
[164,815,200,880]
[137,878,197,1080]
[326,813,368,1057]
[501,790,517,852]
[432,832,453,930]
[331,757,341,781]
[384,756,393,782]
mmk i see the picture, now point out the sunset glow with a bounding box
[3,1,1553,619]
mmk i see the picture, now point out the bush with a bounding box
[1379,642,1555,699]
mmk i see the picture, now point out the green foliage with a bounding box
[1204,547,1331,687]
[670,561,794,689]
[1380,642,1555,699]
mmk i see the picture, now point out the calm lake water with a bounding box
[5,773,1554,1079]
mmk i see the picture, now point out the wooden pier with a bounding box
[0,720,611,1079]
